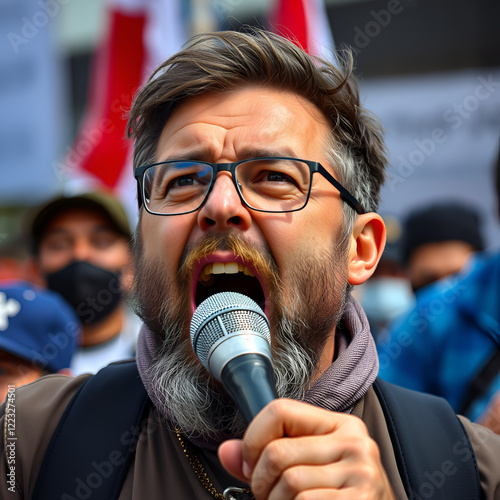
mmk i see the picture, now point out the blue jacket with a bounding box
[377,251,500,421]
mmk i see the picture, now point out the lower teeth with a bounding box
[199,275,215,287]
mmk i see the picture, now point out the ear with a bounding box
[347,213,386,286]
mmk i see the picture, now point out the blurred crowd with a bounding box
[366,143,500,433]
[0,190,139,399]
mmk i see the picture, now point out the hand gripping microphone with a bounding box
[190,292,278,424]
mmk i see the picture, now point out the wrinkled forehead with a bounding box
[155,87,331,163]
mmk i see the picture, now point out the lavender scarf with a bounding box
[136,295,378,444]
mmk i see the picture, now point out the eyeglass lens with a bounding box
[142,159,311,214]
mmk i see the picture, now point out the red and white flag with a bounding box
[270,0,336,59]
[63,0,190,220]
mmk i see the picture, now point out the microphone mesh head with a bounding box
[190,292,270,369]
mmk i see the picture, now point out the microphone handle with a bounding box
[221,353,278,424]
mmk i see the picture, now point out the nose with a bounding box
[72,237,93,262]
[197,172,252,232]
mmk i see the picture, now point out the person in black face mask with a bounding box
[29,191,139,375]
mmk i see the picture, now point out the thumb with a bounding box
[218,439,248,482]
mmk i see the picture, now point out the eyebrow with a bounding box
[237,147,300,160]
[157,148,211,163]
[159,146,301,163]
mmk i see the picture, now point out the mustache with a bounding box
[177,230,283,296]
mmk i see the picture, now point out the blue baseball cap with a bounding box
[0,281,81,373]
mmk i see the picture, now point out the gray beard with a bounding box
[130,231,349,442]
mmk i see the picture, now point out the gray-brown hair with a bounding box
[127,28,387,216]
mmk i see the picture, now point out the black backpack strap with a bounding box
[459,348,500,416]
[33,360,149,500]
[373,378,483,500]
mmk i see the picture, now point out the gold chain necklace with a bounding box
[175,429,253,500]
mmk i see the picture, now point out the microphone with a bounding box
[190,291,278,424]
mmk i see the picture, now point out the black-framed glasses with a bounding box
[134,157,365,216]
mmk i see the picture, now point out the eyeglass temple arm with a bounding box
[135,177,143,209]
[317,165,365,214]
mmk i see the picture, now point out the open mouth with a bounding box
[193,261,267,313]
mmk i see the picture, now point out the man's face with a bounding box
[140,88,352,354]
[36,207,130,277]
[133,86,355,439]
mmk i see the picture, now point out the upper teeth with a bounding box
[199,262,255,282]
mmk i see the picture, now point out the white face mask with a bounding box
[359,277,415,326]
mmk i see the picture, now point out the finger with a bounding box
[252,431,372,481]
[291,488,373,500]
[218,439,247,482]
[254,453,381,499]
[218,441,353,500]
[249,426,380,498]
[265,460,389,500]
[242,400,364,473]
[264,463,349,500]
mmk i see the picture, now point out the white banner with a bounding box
[0,0,68,206]
[361,68,500,250]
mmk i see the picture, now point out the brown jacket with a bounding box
[1,373,500,499]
